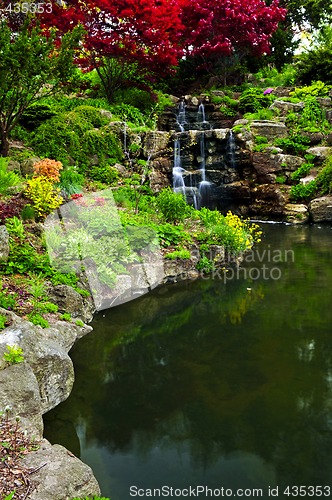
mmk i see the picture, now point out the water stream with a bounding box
[45,223,332,499]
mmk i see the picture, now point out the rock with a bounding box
[22,439,101,500]
[99,108,113,120]
[317,97,332,107]
[7,160,21,173]
[20,157,41,176]
[47,284,93,322]
[275,154,305,172]
[309,196,332,222]
[250,120,288,140]
[270,100,304,116]
[284,204,309,223]
[210,90,225,98]
[113,162,130,177]
[0,225,10,263]
[306,147,332,163]
[302,132,324,145]
[250,184,287,216]
[0,363,43,438]
[326,133,332,146]
[326,110,332,124]
[143,131,170,158]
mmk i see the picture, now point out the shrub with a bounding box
[59,167,85,195]
[27,312,50,328]
[274,135,311,155]
[239,88,274,113]
[0,313,7,330]
[34,159,63,183]
[60,313,72,321]
[0,157,21,195]
[3,345,24,364]
[156,188,189,223]
[291,163,314,181]
[165,248,191,260]
[316,156,332,194]
[25,176,63,219]
[5,216,25,239]
[0,196,27,224]
[290,181,317,200]
[19,102,57,129]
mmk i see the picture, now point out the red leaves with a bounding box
[182,0,287,60]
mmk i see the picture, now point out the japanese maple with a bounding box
[181,0,287,66]
[40,0,186,101]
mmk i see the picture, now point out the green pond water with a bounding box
[44,222,332,499]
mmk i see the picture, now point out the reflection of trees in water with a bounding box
[45,224,332,487]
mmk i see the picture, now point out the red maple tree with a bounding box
[181,0,287,65]
[40,0,186,101]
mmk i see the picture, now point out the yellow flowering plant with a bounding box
[25,176,63,219]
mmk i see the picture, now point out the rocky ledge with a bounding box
[0,308,101,499]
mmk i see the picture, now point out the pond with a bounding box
[44,222,332,499]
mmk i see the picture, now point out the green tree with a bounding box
[0,19,83,156]
[295,25,332,83]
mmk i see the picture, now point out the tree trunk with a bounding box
[0,126,9,157]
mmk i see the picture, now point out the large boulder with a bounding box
[22,439,101,500]
[0,363,44,438]
[47,284,94,323]
[250,120,288,140]
[284,203,309,224]
[250,184,287,216]
[0,225,10,263]
[270,100,304,116]
[309,196,332,222]
[306,147,332,164]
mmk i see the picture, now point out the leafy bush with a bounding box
[290,181,317,200]
[291,163,314,181]
[60,313,72,321]
[239,88,274,113]
[290,80,332,98]
[156,223,191,247]
[25,176,63,219]
[27,312,49,328]
[5,216,25,239]
[34,159,63,183]
[59,167,85,195]
[0,313,7,330]
[0,195,27,224]
[3,345,24,364]
[274,135,311,155]
[165,248,191,260]
[244,108,276,121]
[110,103,146,126]
[19,102,57,129]
[156,188,189,223]
[0,157,21,195]
[316,156,332,194]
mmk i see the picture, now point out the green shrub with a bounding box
[255,135,269,145]
[165,248,191,260]
[110,103,146,126]
[3,344,24,364]
[275,175,287,184]
[0,157,21,195]
[60,313,72,321]
[274,135,311,155]
[196,255,214,272]
[239,88,274,113]
[27,312,50,328]
[0,313,7,330]
[290,181,317,200]
[316,156,332,194]
[59,167,85,195]
[243,108,276,121]
[156,188,189,223]
[19,102,57,129]
[156,223,191,247]
[291,163,314,181]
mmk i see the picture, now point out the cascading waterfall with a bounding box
[226,130,236,169]
[197,103,211,208]
[173,101,187,197]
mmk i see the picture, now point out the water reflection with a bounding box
[44,223,332,499]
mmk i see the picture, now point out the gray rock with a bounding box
[270,100,304,116]
[0,363,43,438]
[306,147,332,163]
[7,159,21,173]
[250,120,288,140]
[47,284,93,322]
[22,439,101,500]
[309,196,332,222]
[0,225,10,263]
[284,204,309,224]
[20,157,41,176]
[144,131,170,158]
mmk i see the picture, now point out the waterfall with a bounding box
[226,130,236,169]
[197,104,211,208]
[172,102,187,196]
[197,102,206,124]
